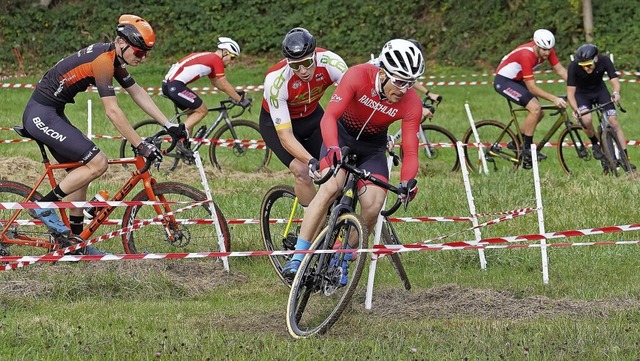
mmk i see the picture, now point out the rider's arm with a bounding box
[552,62,568,82]
[101,95,144,147]
[277,127,315,164]
[399,98,421,181]
[524,78,565,107]
[610,77,621,102]
[125,83,172,128]
[566,85,579,115]
[212,77,243,102]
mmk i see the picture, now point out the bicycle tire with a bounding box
[380,218,411,290]
[286,213,367,338]
[121,181,230,254]
[462,120,520,173]
[0,180,47,256]
[119,119,181,172]
[401,124,460,174]
[601,127,632,176]
[208,119,272,172]
[260,184,304,286]
[557,125,603,176]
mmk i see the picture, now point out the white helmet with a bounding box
[533,29,555,49]
[379,39,425,80]
[217,37,240,56]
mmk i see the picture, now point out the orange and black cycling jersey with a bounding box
[34,42,135,105]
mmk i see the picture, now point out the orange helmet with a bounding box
[116,14,155,51]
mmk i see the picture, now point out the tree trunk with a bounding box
[582,0,594,42]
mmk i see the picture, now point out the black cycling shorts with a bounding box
[494,75,536,107]
[162,80,203,110]
[575,86,616,116]
[259,105,324,167]
[22,96,99,164]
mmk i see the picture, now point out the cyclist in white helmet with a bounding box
[162,36,250,143]
[494,28,568,169]
[281,39,423,282]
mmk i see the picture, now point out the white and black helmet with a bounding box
[379,39,425,80]
[217,37,240,56]
[533,29,555,49]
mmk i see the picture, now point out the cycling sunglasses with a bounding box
[383,69,416,90]
[287,54,315,71]
[127,44,149,59]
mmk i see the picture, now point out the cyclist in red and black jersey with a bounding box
[281,39,423,280]
[21,14,187,245]
[259,27,347,207]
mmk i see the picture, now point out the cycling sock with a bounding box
[590,136,599,145]
[40,185,68,202]
[292,238,311,262]
[523,135,534,149]
[69,215,84,235]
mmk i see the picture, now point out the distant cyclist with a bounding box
[259,27,347,208]
[567,43,633,168]
[21,14,187,253]
[493,29,568,169]
[162,37,250,142]
[281,39,422,281]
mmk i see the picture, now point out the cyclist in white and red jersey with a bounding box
[494,29,568,168]
[259,27,347,207]
[281,39,423,281]
[163,37,250,138]
[21,15,187,252]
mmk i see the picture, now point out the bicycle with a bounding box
[1,126,231,259]
[119,97,272,173]
[391,96,460,173]
[285,147,413,338]
[461,98,601,175]
[574,101,634,176]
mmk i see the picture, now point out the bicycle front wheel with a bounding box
[121,182,230,254]
[209,119,271,172]
[0,180,47,256]
[557,125,603,176]
[601,127,633,176]
[286,213,367,339]
[120,119,180,172]
[380,218,411,291]
[462,120,519,173]
[260,185,304,286]
[402,124,460,174]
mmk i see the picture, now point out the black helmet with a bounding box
[576,44,598,65]
[282,27,316,59]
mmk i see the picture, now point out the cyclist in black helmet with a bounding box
[260,27,347,209]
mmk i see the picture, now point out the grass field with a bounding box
[1,60,640,359]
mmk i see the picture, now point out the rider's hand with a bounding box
[422,107,434,119]
[612,91,620,103]
[554,97,567,109]
[165,122,188,142]
[238,97,252,108]
[321,146,342,169]
[307,158,321,179]
[135,140,163,162]
[398,179,418,203]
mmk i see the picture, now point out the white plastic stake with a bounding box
[464,102,489,174]
[194,150,229,271]
[530,144,549,284]
[457,141,486,269]
[87,99,92,140]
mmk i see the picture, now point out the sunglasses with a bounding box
[384,69,416,90]
[127,43,149,59]
[225,52,237,60]
[579,60,595,68]
[287,54,315,71]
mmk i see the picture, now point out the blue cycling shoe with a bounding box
[282,259,301,282]
[28,208,70,236]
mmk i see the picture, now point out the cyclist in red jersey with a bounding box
[162,37,250,139]
[281,39,423,281]
[259,27,347,207]
[21,14,187,250]
[493,29,568,169]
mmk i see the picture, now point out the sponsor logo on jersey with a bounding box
[315,73,324,82]
[371,88,377,98]
[357,95,398,117]
[32,117,67,142]
[292,80,302,90]
[330,94,342,103]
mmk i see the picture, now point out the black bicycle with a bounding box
[285,147,413,338]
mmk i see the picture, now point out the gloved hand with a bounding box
[321,146,342,169]
[136,140,163,162]
[398,179,418,203]
[307,158,321,179]
[165,122,188,142]
[238,96,252,108]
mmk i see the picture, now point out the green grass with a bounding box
[2,63,640,359]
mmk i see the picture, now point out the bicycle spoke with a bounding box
[209,120,271,172]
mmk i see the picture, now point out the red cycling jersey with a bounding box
[34,42,134,105]
[261,48,347,130]
[496,41,560,81]
[164,52,226,84]
[321,63,421,181]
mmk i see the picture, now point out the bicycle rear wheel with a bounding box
[286,213,367,338]
[462,120,519,173]
[260,185,304,286]
[557,125,603,176]
[601,127,633,176]
[380,218,411,290]
[209,119,271,172]
[119,119,180,172]
[121,181,230,254]
[402,124,459,174]
[0,180,48,256]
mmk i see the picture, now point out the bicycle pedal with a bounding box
[56,235,87,255]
